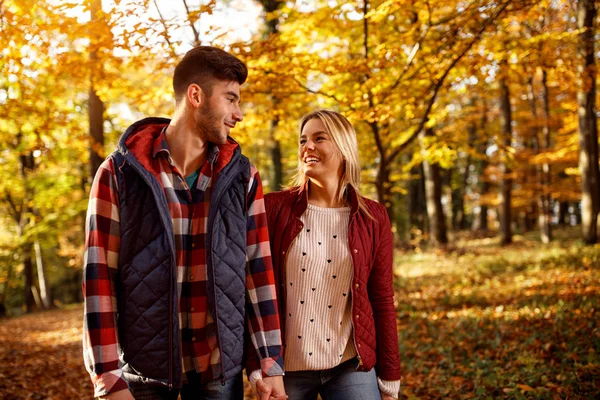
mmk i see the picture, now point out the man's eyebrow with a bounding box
[226,91,240,100]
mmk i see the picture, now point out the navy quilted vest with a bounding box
[111,117,250,388]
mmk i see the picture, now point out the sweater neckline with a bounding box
[306,203,351,213]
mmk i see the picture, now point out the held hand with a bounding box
[380,393,395,400]
[263,375,287,399]
[99,389,135,400]
[255,378,271,400]
[255,377,288,400]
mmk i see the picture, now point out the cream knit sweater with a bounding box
[280,204,400,398]
[284,204,356,371]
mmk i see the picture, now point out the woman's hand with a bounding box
[380,393,396,400]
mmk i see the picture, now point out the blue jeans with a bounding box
[128,372,243,400]
[284,358,380,400]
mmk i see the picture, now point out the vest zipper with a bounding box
[208,159,248,386]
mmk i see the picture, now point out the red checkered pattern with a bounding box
[83,131,282,397]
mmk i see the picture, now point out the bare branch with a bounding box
[182,0,201,46]
[290,76,356,111]
[152,0,178,58]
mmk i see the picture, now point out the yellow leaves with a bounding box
[367,0,402,23]
[564,167,579,176]
[516,383,536,392]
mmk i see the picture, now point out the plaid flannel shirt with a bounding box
[83,130,282,397]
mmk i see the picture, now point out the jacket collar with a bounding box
[117,117,241,180]
[293,180,360,218]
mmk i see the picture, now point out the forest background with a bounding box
[0,0,599,398]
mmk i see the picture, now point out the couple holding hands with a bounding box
[83,46,400,400]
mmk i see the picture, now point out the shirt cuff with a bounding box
[249,369,263,389]
[260,356,285,377]
[377,377,401,399]
[92,370,129,398]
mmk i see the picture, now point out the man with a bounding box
[82,46,286,400]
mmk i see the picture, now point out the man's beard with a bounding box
[196,102,226,144]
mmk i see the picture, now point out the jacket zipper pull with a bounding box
[357,355,363,368]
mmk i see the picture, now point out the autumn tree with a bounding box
[88,0,106,185]
[0,0,91,312]
[577,0,599,244]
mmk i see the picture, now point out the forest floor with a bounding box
[0,228,598,399]
[396,228,600,399]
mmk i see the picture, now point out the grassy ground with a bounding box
[0,229,598,399]
[395,230,600,399]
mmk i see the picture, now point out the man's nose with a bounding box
[233,105,243,122]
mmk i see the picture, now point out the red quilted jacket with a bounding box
[246,185,401,381]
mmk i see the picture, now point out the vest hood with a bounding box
[117,117,242,179]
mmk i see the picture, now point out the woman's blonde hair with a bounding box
[290,109,373,218]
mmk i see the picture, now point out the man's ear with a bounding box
[187,83,204,108]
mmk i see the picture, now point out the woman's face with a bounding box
[299,118,344,182]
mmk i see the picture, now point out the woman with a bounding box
[250,110,401,400]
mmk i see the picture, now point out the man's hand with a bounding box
[380,393,396,400]
[255,376,287,400]
[99,389,135,400]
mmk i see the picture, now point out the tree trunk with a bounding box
[539,69,552,242]
[453,119,475,231]
[269,112,283,190]
[476,101,490,233]
[89,0,105,184]
[499,61,513,245]
[34,240,52,309]
[18,148,36,312]
[558,201,569,226]
[0,259,12,316]
[407,163,426,233]
[451,167,461,231]
[258,0,284,190]
[375,156,394,223]
[23,246,35,312]
[421,128,448,245]
[526,73,552,243]
[577,0,600,244]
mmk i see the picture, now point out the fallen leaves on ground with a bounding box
[1,230,598,399]
[0,307,92,399]
[396,232,600,399]
[0,307,257,399]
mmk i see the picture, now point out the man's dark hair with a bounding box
[173,46,248,103]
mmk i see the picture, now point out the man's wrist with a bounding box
[260,356,285,377]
